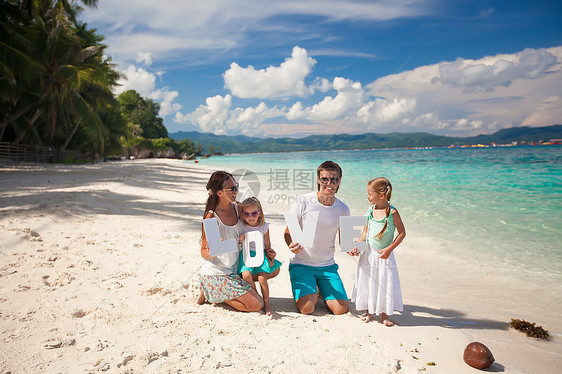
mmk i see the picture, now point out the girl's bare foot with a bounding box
[361,312,373,323]
[381,313,394,326]
[264,304,272,316]
[196,289,206,305]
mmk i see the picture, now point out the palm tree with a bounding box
[0,0,128,159]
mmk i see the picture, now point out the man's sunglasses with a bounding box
[319,177,340,184]
[223,183,239,193]
[242,210,260,218]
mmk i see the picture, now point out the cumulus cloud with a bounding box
[175,99,285,136]
[438,48,558,91]
[310,77,332,93]
[367,46,562,134]
[175,95,233,134]
[224,46,316,99]
[115,65,156,97]
[522,96,562,127]
[226,103,286,136]
[136,51,153,66]
[286,77,367,121]
[127,44,562,137]
[356,97,417,128]
[282,75,417,131]
[149,89,181,117]
[400,113,485,133]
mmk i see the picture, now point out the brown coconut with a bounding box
[463,342,495,369]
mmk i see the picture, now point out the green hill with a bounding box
[169,125,562,154]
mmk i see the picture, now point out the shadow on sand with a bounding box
[347,303,509,331]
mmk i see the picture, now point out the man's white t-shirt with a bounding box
[289,192,350,267]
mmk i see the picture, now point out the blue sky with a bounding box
[82,0,562,138]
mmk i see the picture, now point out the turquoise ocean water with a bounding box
[194,145,562,285]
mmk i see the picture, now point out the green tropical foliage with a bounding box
[116,89,198,158]
[117,90,168,139]
[0,0,128,159]
[175,139,196,154]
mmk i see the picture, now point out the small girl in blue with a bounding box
[238,197,282,315]
[350,177,406,326]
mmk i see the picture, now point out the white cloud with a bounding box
[175,99,286,136]
[149,89,181,117]
[356,98,416,128]
[282,76,418,132]
[226,103,286,135]
[367,46,562,135]
[122,43,562,137]
[310,77,332,93]
[438,48,558,91]
[136,51,153,66]
[451,118,484,131]
[82,2,562,137]
[175,95,233,134]
[286,77,367,120]
[180,45,562,136]
[115,65,156,97]
[223,46,316,99]
[83,1,430,64]
[522,96,562,127]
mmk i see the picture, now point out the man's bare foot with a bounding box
[381,313,394,326]
[196,289,206,305]
[361,312,373,323]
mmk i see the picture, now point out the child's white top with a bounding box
[241,222,269,236]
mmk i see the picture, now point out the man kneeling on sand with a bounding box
[284,161,350,315]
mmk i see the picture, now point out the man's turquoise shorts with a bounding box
[289,263,348,301]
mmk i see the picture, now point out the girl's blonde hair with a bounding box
[238,197,265,226]
[368,177,392,239]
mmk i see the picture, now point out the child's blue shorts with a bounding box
[289,263,348,301]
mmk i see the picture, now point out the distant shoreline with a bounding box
[194,142,562,158]
[171,124,562,155]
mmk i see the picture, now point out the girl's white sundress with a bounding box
[352,205,403,316]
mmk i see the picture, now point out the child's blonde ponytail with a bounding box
[368,178,392,239]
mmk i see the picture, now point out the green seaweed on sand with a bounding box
[509,318,550,340]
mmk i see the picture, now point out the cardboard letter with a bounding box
[243,231,265,268]
[203,218,238,256]
[283,211,318,248]
[340,215,368,252]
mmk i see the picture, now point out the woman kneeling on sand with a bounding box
[198,171,263,312]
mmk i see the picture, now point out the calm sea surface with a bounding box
[194,145,562,285]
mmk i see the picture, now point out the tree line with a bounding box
[0,0,200,161]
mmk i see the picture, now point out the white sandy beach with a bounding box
[0,159,560,373]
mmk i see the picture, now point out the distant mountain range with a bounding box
[169,125,562,154]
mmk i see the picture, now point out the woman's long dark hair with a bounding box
[204,171,234,218]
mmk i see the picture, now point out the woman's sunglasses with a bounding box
[242,210,260,218]
[222,183,239,193]
[319,177,340,184]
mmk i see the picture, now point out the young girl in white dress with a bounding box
[238,197,282,315]
[350,177,406,326]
